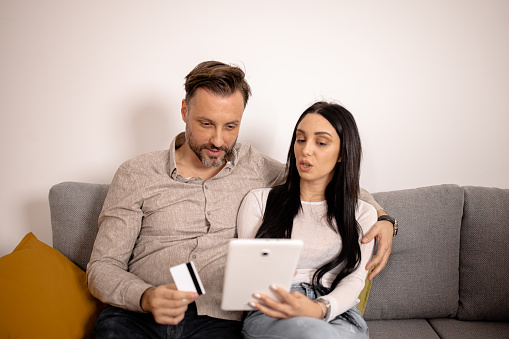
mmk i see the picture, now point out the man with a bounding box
[87,61,396,338]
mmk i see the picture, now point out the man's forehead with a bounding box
[188,88,245,106]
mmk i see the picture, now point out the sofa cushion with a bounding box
[364,184,463,320]
[49,181,110,271]
[367,319,440,339]
[0,232,104,339]
[457,186,509,321]
[428,318,509,339]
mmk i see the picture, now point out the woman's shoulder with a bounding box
[244,187,273,204]
[356,199,378,232]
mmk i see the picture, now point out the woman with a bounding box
[237,102,376,339]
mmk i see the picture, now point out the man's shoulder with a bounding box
[119,149,170,172]
[234,142,282,166]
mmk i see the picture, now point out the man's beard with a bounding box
[186,127,236,168]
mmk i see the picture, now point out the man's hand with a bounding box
[362,212,394,280]
[248,284,323,319]
[141,284,198,325]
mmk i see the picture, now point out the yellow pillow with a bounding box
[357,274,373,316]
[0,233,105,339]
[356,262,375,316]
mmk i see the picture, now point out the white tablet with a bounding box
[221,238,303,310]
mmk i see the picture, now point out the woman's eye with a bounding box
[296,139,305,143]
[318,142,328,147]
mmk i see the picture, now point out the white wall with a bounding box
[1,0,508,256]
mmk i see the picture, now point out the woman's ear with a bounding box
[337,157,342,163]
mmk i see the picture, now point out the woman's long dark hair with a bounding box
[256,102,363,293]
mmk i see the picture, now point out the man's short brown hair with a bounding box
[184,61,252,107]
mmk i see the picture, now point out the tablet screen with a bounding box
[221,239,303,310]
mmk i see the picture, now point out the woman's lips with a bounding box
[299,160,312,171]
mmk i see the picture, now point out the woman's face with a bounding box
[294,113,341,187]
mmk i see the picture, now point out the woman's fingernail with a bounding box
[249,301,257,308]
[271,284,278,290]
[253,293,261,299]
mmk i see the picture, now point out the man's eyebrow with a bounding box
[296,129,333,137]
[196,116,241,125]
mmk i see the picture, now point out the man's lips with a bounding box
[205,148,223,157]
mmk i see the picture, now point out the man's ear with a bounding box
[181,99,188,123]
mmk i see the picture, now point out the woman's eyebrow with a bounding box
[296,129,332,137]
[314,131,333,137]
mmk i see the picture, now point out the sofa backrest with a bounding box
[48,182,509,322]
[364,184,464,320]
[457,186,509,321]
[49,182,109,271]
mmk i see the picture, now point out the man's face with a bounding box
[181,88,245,168]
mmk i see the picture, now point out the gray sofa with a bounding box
[49,182,509,338]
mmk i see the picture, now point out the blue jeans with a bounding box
[94,303,242,339]
[242,283,369,339]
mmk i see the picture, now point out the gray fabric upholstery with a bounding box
[49,182,109,271]
[367,319,440,339]
[428,318,509,339]
[365,184,463,320]
[47,182,509,338]
[457,186,509,321]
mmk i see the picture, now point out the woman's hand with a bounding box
[249,284,323,319]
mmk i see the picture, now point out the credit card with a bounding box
[169,261,205,295]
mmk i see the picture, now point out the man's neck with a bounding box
[175,143,225,181]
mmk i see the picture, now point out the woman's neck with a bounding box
[299,180,327,202]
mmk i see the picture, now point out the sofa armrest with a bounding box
[49,181,109,271]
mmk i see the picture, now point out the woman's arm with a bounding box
[318,201,377,320]
[236,188,271,238]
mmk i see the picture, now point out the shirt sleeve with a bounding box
[86,163,153,312]
[359,187,382,212]
[261,154,287,188]
[319,201,377,320]
[236,189,270,239]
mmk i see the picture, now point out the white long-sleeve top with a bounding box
[237,188,376,320]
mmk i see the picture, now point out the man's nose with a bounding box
[211,128,223,148]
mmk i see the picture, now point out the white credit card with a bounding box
[169,262,205,295]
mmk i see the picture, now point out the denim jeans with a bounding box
[94,303,242,339]
[242,283,369,339]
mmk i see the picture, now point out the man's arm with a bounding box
[86,164,152,312]
[359,188,395,280]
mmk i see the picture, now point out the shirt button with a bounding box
[192,255,197,259]
[204,185,209,189]
[207,211,211,216]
